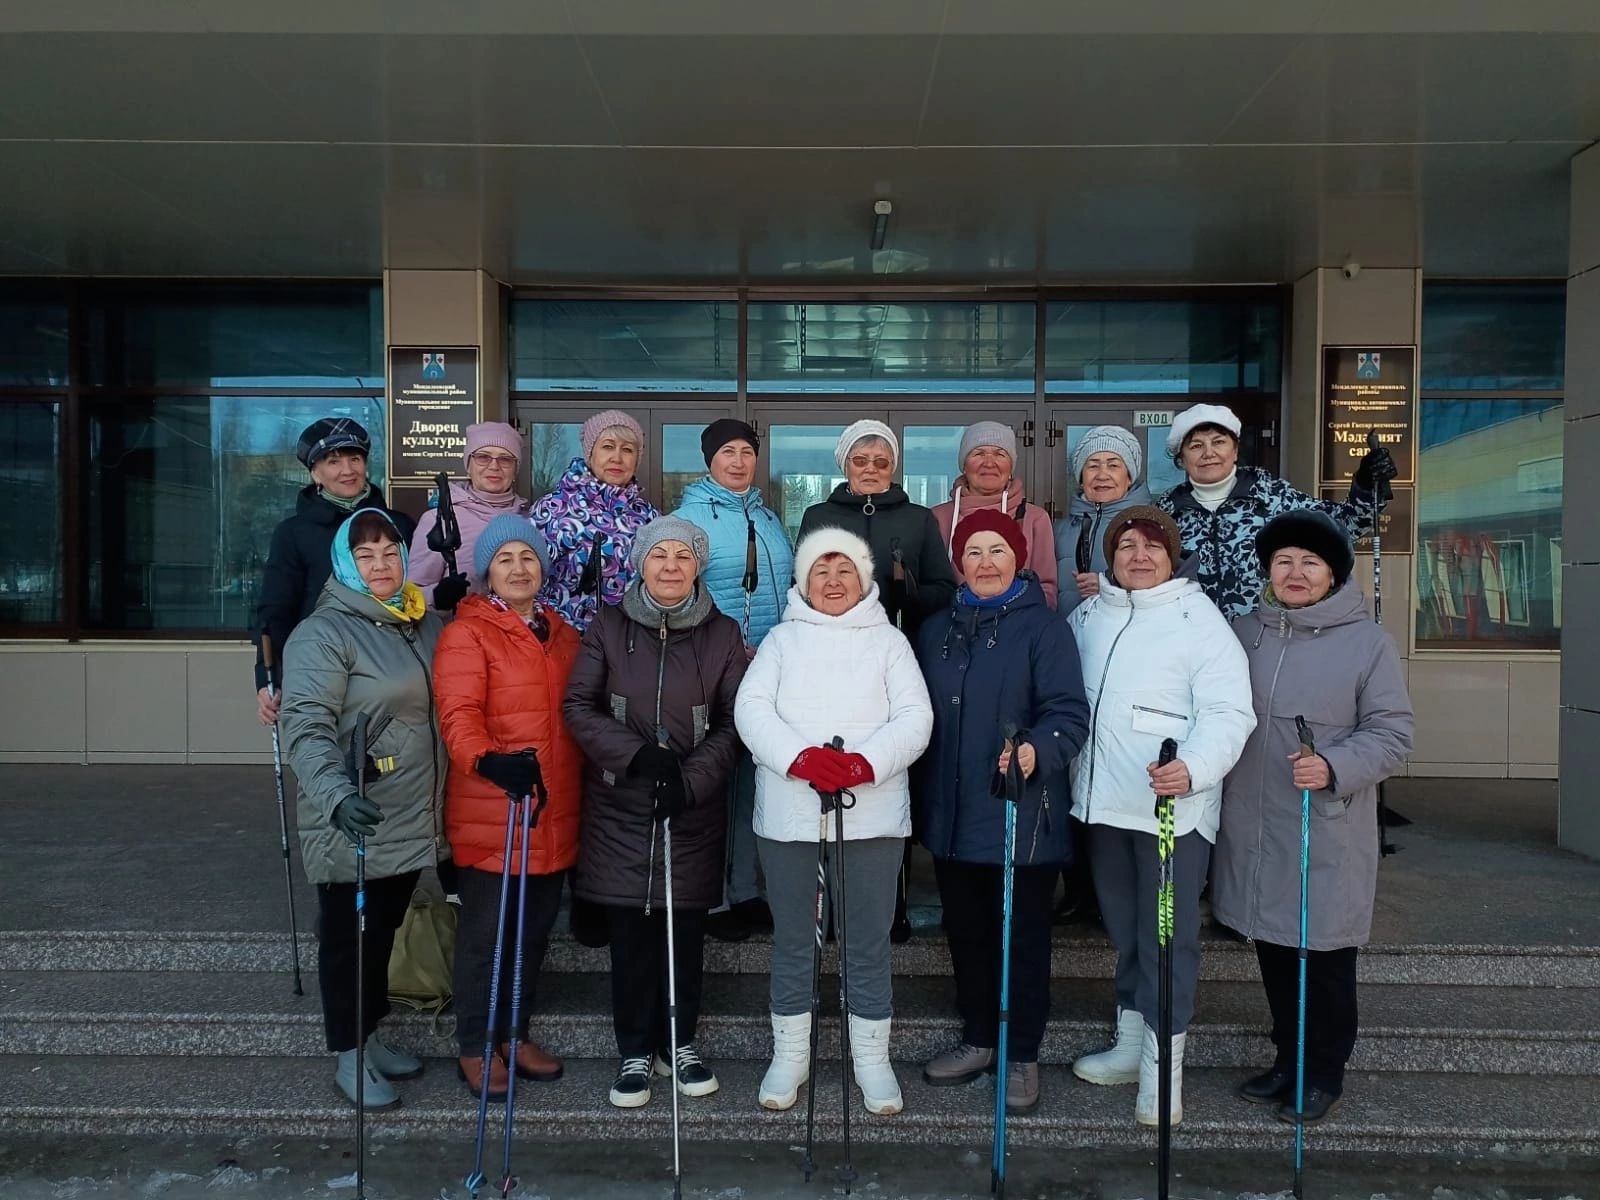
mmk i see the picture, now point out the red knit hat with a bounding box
[952,509,1028,569]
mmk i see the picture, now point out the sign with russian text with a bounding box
[1134,409,1174,428]
[1321,345,1416,486]
[387,346,481,483]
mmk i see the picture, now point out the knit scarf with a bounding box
[620,577,715,631]
[320,486,368,512]
[956,575,1029,610]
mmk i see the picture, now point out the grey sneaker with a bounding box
[1005,1060,1040,1112]
[922,1041,996,1086]
[334,1049,400,1109]
[365,1034,423,1081]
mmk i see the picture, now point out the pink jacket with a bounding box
[409,481,532,605]
[931,477,1059,608]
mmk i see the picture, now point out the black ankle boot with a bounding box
[1238,1067,1294,1105]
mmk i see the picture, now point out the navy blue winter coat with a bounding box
[913,576,1091,867]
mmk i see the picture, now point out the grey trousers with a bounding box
[758,834,903,1022]
[1088,823,1211,1035]
[725,749,762,907]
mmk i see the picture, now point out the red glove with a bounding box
[832,751,875,789]
[788,747,838,790]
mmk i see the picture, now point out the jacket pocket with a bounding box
[1130,704,1191,740]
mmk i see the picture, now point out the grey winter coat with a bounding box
[1212,581,1413,950]
[281,579,447,885]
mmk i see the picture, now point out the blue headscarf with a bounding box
[332,508,414,615]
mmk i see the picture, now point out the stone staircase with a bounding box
[3,923,1597,1158]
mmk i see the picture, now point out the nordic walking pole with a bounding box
[1364,429,1399,859]
[991,722,1023,1200]
[654,719,685,1200]
[500,762,544,1199]
[826,734,859,1195]
[463,788,521,1200]
[1292,716,1317,1200]
[349,713,372,1200]
[1154,736,1179,1200]
[800,751,830,1185]
[261,632,303,996]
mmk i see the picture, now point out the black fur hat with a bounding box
[1255,510,1355,587]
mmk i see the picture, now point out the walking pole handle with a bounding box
[260,631,279,693]
[1153,737,1179,814]
[1294,716,1316,759]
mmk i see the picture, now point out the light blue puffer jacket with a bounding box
[671,477,795,646]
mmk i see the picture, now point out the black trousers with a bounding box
[1255,940,1360,1092]
[933,857,1058,1062]
[315,869,422,1053]
[452,865,567,1054]
[604,904,709,1061]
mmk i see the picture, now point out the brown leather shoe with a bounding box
[457,1052,509,1102]
[497,1040,564,1082]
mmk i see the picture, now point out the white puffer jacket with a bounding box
[1066,574,1255,842]
[735,583,934,843]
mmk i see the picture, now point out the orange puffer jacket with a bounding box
[433,593,583,875]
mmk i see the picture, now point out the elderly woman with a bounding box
[798,419,956,639]
[671,418,796,941]
[1156,404,1395,619]
[531,408,660,633]
[432,515,584,1100]
[1066,506,1255,1127]
[562,516,747,1109]
[281,508,444,1109]
[1214,512,1413,1124]
[931,421,1058,608]
[734,527,933,1117]
[915,511,1089,1113]
[1054,425,1152,619]
[410,422,532,613]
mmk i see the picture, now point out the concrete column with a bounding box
[382,269,509,515]
[1560,146,1600,858]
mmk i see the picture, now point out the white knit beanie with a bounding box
[1070,425,1143,485]
[793,527,876,596]
[958,420,1017,469]
[835,419,899,474]
[1165,403,1242,457]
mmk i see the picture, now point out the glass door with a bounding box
[891,407,1036,514]
[749,403,888,542]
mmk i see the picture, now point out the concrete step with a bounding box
[5,927,1597,987]
[1,1052,1595,1158]
[4,970,1597,1076]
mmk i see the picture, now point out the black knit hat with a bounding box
[701,418,760,465]
[1255,510,1355,587]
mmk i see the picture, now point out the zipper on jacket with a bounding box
[402,627,444,827]
[1081,604,1136,824]
[643,617,670,915]
[1132,703,1188,722]
[1249,615,1294,932]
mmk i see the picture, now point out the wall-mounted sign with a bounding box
[387,346,481,484]
[1318,484,1414,556]
[1134,409,1174,428]
[1321,345,1416,486]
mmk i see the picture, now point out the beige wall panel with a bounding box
[1318,268,1418,348]
[1510,763,1559,780]
[479,272,508,421]
[1507,659,1561,765]
[1407,658,1509,765]
[1287,270,1321,490]
[1407,761,1508,779]
[0,648,87,759]
[187,649,267,758]
[86,651,187,755]
[386,270,483,346]
[1349,552,1411,658]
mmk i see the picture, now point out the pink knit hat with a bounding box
[463,421,522,468]
[580,409,645,459]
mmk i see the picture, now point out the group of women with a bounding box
[263,401,1412,1132]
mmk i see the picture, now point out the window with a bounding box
[1045,298,1281,393]
[511,299,735,392]
[1415,283,1564,651]
[0,292,70,386]
[0,402,62,624]
[748,302,1035,393]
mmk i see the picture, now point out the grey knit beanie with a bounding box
[629,514,711,572]
[958,420,1018,469]
[1070,425,1143,485]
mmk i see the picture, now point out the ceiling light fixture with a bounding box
[870,199,893,250]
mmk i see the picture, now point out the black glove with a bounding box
[434,572,470,613]
[629,743,678,783]
[1353,445,1397,503]
[477,749,540,797]
[651,759,688,824]
[331,792,382,841]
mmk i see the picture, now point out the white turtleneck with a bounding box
[1190,468,1239,512]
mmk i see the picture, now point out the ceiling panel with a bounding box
[576,35,936,146]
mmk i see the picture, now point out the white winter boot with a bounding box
[1071,1005,1144,1085]
[1135,1023,1186,1127]
[848,1014,903,1115]
[758,1011,812,1110]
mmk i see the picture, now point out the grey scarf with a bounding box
[621,578,715,631]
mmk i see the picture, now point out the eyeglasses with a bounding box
[470,452,518,469]
[849,456,894,472]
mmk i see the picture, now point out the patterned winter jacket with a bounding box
[529,457,660,634]
[1157,467,1376,620]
